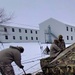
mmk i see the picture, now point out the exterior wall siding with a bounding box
[0,25,39,43]
[0,18,75,44]
[39,18,75,44]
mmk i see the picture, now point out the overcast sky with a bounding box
[0,0,75,27]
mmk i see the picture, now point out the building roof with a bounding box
[0,23,39,30]
[39,18,75,27]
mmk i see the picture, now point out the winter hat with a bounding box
[10,46,24,53]
[17,46,24,53]
[58,35,63,38]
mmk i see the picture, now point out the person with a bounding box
[67,66,73,75]
[73,67,75,75]
[58,35,66,51]
[50,39,61,60]
[0,45,24,75]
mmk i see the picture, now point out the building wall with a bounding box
[0,25,39,43]
[0,18,75,44]
[39,18,75,44]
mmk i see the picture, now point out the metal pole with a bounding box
[22,68,26,75]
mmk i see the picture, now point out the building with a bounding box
[0,25,39,43]
[0,18,75,44]
[39,18,75,44]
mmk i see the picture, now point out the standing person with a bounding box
[50,39,62,60]
[0,46,24,75]
[58,35,66,51]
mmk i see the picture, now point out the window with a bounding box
[25,30,27,33]
[4,27,7,32]
[35,31,37,34]
[71,36,73,40]
[5,35,8,39]
[30,30,33,33]
[13,36,15,40]
[26,36,28,40]
[36,37,38,40]
[20,36,22,40]
[71,28,73,32]
[66,27,68,31]
[31,37,33,40]
[19,29,21,32]
[12,28,15,32]
[67,36,69,40]
[74,28,75,32]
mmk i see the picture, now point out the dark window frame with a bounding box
[26,36,28,40]
[19,29,21,32]
[35,31,37,34]
[25,29,27,33]
[71,36,73,40]
[4,27,7,32]
[71,28,73,32]
[36,37,38,40]
[30,30,33,33]
[66,27,68,31]
[13,36,15,40]
[67,36,69,40]
[12,28,15,32]
[31,37,33,40]
[20,36,22,40]
[5,35,8,39]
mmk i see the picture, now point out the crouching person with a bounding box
[50,39,62,60]
[0,46,24,75]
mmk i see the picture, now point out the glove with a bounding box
[20,65,24,69]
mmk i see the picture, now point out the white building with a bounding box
[0,18,75,44]
[0,25,39,43]
[39,18,75,44]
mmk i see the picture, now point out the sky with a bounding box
[0,0,74,74]
[0,0,75,28]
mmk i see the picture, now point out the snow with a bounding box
[0,42,50,75]
[0,42,70,75]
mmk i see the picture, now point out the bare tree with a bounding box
[0,8,12,24]
[0,8,13,48]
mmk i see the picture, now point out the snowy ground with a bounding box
[0,42,50,75]
[0,42,71,75]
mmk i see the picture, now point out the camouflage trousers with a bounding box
[0,62,15,75]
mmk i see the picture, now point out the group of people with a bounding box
[50,35,66,60]
[0,34,65,75]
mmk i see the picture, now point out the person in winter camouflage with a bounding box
[50,39,61,59]
[0,46,24,75]
[58,35,66,51]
